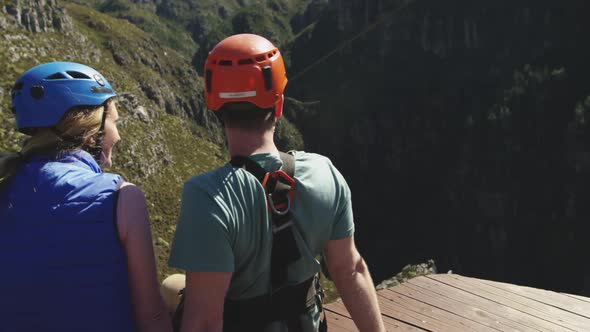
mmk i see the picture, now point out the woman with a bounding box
[0,62,172,331]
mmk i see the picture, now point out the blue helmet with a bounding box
[11,62,117,133]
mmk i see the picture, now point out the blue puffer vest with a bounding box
[0,150,135,332]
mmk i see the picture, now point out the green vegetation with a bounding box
[0,0,306,282]
[0,2,228,281]
[275,117,305,151]
[231,3,291,46]
[97,0,197,57]
[321,260,437,304]
[109,114,226,277]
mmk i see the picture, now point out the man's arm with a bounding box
[324,236,385,332]
[168,181,236,332]
[180,271,232,332]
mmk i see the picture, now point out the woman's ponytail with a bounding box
[0,100,110,189]
[0,152,25,187]
[0,130,63,188]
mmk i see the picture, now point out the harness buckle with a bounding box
[268,193,291,216]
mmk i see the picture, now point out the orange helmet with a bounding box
[204,34,288,118]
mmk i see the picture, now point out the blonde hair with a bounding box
[0,99,115,187]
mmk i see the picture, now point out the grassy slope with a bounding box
[111,115,226,277]
[154,0,311,71]
[0,0,319,293]
[96,0,198,58]
[0,3,226,279]
[67,3,233,279]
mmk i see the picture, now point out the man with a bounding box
[168,33,385,332]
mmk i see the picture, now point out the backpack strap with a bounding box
[226,152,327,331]
[230,152,300,288]
[279,151,295,178]
[229,156,266,180]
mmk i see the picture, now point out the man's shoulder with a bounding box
[292,151,333,168]
[292,151,343,177]
[183,163,260,198]
[184,163,233,192]
[290,151,351,197]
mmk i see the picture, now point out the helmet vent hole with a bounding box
[238,58,254,65]
[255,56,266,62]
[12,82,24,91]
[46,73,66,80]
[267,53,273,58]
[218,60,233,66]
[30,85,45,100]
[205,70,212,93]
[66,71,91,79]
[262,66,272,91]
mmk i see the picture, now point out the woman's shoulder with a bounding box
[116,181,144,199]
[116,182,147,214]
[46,165,123,202]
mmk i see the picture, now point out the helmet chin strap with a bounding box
[97,150,108,167]
[86,108,108,162]
[274,95,285,118]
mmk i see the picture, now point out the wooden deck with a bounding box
[324,274,590,331]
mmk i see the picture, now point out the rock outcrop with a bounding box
[376,260,438,290]
[3,0,72,32]
[119,93,150,123]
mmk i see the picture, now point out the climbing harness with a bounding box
[226,151,327,332]
[230,152,300,288]
[172,152,327,332]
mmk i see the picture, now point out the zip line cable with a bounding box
[288,0,415,83]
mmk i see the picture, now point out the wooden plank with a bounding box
[329,302,404,328]
[378,288,498,331]
[381,319,429,331]
[475,276,590,319]
[380,318,428,332]
[325,301,427,331]
[326,301,352,318]
[392,279,542,332]
[325,310,358,331]
[378,294,462,331]
[384,286,510,331]
[428,274,588,331]
[325,274,590,331]
[407,276,567,332]
[561,293,590,305]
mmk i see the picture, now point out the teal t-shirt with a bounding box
[168,151,355,300]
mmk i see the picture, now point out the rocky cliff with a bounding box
[289,0,590,295]
[4,0,73,32]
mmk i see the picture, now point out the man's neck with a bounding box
[227,128,278,158]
